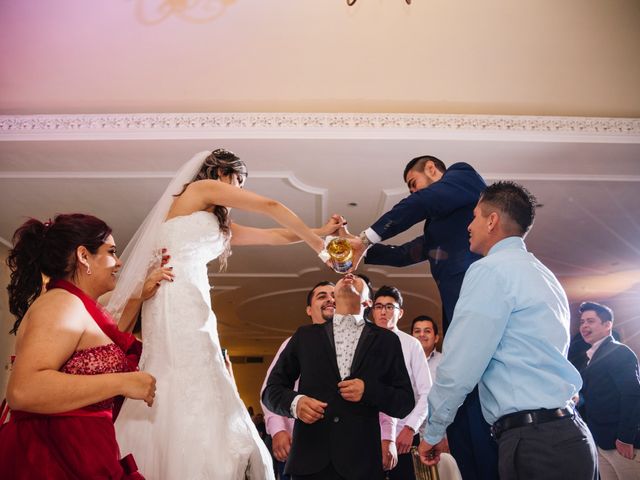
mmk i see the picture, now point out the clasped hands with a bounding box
[319,214,368,273]
[295,378,365,424]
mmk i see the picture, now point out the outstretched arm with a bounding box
[231,215,343,246]
[189,180,325,254]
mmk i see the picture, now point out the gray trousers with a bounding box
[498,414,598,480]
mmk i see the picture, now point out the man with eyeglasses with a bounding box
[372,285,432,480]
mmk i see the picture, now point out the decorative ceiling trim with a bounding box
[235,287,314,310]
[252,171,328,223]
[210,266,321,279]
[365,267,432,279]
[0,171,176,179]
[1,113,639,142]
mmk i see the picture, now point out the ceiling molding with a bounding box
[251,171,328,222]
[235,287,314,309]
[365,267,432,279]
[0,171,176,179]
[1,113,639,142]
[210,267,321,279]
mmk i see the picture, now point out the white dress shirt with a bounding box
[427,349,443,386]
[380,328,433,441]
[586,336,608,365]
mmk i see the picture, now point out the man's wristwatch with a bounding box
[358,231,372,249]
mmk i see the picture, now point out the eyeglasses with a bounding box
[373,303,400,312]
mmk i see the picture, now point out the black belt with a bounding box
[491,407,574,440]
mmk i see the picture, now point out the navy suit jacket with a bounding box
[262,320,414,480]
[581,336,640,449]
[365,162,486,330]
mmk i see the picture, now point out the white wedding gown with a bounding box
[116,211,274,480]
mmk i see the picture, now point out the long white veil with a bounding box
[107,151,211,319]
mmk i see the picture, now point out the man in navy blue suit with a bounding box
[352,155,484,334]
[579,301,640,479]
[349,155,497,480]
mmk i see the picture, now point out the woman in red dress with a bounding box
[0,213,171,479]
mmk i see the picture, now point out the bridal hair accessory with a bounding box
[106,151,211,319]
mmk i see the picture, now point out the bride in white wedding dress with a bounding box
[107,150,337,480]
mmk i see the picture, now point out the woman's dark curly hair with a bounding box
[7,214,112,334]
[175,149,248,270]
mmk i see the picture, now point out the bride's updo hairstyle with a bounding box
[7,214,112,334]
[175,148,248,270]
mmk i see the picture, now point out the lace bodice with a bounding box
[61,343,132,410]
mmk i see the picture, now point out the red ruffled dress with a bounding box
[0,280,145,479]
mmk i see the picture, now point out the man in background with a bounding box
[579,301,640,479]
[371,285,432,479]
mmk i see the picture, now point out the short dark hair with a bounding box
[354,273,373,301]
[306,281,335,307]
[403,155,447,182]
[479,181,537,235]
[579,301,614,323]
[411,315,438,336]
[373,285,403,308]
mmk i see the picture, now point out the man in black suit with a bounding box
[262,273,415,480]
[348,155,496,480]
[579,301,640,479]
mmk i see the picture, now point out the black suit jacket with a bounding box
[262,320,415,480]
[581,336,640,449]
[365,162,486,331]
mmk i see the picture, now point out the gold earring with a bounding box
[86,265,92,275]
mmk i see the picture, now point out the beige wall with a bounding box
[0,244,16,397]
[1,0,639,117]
[233,355,275,415]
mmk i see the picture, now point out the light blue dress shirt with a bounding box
[424,236,583,444]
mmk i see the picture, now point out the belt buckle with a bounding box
[490,423,500,440]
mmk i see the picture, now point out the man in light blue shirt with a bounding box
[419,181,597,479]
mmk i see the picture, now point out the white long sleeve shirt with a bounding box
[260,337,296,437]
[427,349,443,387]
[380,328,433,441]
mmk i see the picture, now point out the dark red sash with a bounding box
[48,279,143,419]
[48,279,142,371]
